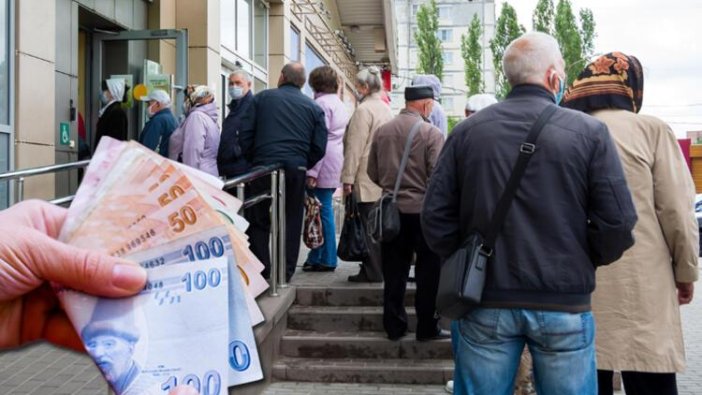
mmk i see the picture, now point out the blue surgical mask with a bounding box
[229,86,244,100]
[553,73,566,104]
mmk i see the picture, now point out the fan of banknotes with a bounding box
[54,136,267,395]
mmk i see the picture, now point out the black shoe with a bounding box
[302,263,317,272]
[417,329,451,341]
[388,332,407,341]
[316,265,336,272]
[348,273,382,283]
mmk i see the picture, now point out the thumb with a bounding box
[25,230,147,297]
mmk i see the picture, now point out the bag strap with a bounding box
[482,105,558,254]
[392,120,425,201]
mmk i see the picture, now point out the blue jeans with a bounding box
[452,308,596,395]
[305,188,337,267]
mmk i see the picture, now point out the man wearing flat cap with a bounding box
[81,298,159,395]
[367,85,446,341]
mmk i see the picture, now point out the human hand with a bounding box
[0,200,147,351]
[306,177,318,189]
[676,282,694,305]
[343,183,353,196]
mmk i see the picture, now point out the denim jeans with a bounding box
[452,308,596,395]
[305,188,337,267]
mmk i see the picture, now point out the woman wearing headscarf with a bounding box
[169,85,221,177]
[562,52,698,395]
[340,66,393,283]
[95,78,129,147]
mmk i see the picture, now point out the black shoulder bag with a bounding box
[368,120,424,243]
[436,105,558,320]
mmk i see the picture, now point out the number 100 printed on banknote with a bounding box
[57,257,230,395]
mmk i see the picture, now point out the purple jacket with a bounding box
[169,102,221,177]
[307,93,350,188]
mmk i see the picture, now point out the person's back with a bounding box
[422,32,637,395]
[243,84,326,169]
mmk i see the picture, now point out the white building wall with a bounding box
[392,0,495,118]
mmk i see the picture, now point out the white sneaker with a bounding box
[445,380,454,394]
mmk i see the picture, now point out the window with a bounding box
[237,0,252,58]
[290,27,300,62]
[442,96,454,111]
[221,0,236,51]
[442,51,453,65]
[411,27,418,45]
[254,77,267,93]
[409,49,418,68]
[412,4,419,15]
[438,6,450,20]
[438,29,453,43]
[0,0,12,209]
[253,1,267,68]
[303,42,326,97]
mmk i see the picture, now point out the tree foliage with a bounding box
[579,8,596,60]
[532,0,554,34]
[554,0,584,83]
[461,13,484,96]
[490,3,525,99]
[414,0,443,80]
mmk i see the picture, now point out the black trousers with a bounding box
[244,167,306,282]
[598,370,678,395]
[381,213,441,339]
[356,202,384,282]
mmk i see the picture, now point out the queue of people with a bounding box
[1,27,698,395]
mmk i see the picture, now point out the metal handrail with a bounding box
[0,160,90,181]
[1,160,287,297]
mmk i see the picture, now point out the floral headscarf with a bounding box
[561,52,644,113]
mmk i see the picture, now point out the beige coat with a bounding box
[367,109,444,214]
[592,109,699,373]
[341,92,394,202]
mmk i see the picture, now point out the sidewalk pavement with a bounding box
[1,258,701,394]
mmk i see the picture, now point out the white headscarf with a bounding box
[99,78,126,117]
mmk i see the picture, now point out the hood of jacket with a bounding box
[190,101,219,123]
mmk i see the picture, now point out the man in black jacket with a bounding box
[217,69,255,178]
[240,62,328,282]
[421,32,637,395]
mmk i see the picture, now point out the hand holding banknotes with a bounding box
[0,200,200,395]
[0,199,148,350]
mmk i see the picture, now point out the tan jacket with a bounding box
[367,109,444,214]
[592,109,699,373]
[341,93,393,202]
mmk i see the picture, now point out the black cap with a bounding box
[405,85,434,101]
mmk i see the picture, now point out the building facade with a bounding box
[0,0,397,208]
[392,0,495,117]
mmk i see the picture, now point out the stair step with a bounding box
[272,357,453,384]
[280,330,452,359]
[288,305,417,332]
[295,285,416,307]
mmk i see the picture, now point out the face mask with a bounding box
[100,91,111,105]
[552,72,566,104]
[229,86,244,100]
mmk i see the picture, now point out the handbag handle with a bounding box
[481,105,558,254]
[392,120,425,202]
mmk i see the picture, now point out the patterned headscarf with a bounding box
[561,52,644,113]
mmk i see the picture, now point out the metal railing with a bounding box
[0,160,287,297]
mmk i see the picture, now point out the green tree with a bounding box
[579,8,596,60]
[532,0,554,34]
[554,0,583,83]
[461,13,484,96]
[414,0,443,80]
[490,3,525,99]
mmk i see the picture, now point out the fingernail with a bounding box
[112,263,147,291]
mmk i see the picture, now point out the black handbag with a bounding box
[436,105,558,320]
[368,120,424,243]
[337,193,369,261]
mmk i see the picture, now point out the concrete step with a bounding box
[295,285,415,307]
[287,305,417,333]
[272,357,454,385]
[280,330,452,359]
